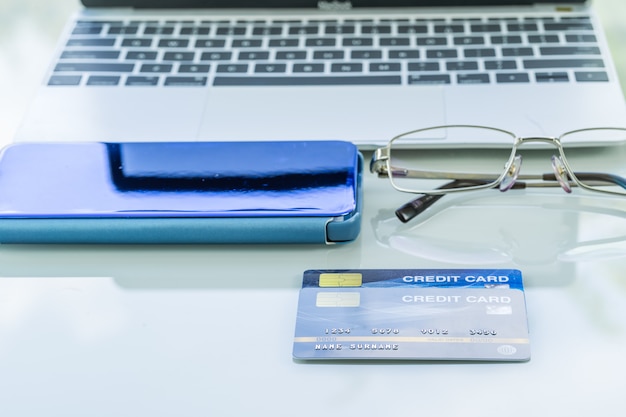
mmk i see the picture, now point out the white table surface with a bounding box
[1,2,626,416]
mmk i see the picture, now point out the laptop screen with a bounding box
[81,1,586,9]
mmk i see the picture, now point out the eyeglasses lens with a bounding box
[559,128,626,195]
[388,126,515,193]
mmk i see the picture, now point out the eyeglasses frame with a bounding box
[371,124,626,198]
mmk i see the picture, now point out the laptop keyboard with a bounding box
[49,14,610,87]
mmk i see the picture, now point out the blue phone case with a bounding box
[0,141,362,244]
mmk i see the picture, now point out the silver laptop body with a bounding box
[14,0,626,148]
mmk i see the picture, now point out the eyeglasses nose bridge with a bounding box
[499,154,522,191]
[551,155,573,193]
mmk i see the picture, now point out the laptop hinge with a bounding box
[317,1,353,11]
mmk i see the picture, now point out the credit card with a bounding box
[293,269,530,361]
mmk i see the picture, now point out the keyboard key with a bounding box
[325,25,356,34]
[200,52,232,61]
[180,27,211,35]
[536,72,569,82]
[269,39,299,47]
[164,76,208,86]
[272,19,304,24]
[140,64,173,73]
[491,35,522,44]
[351,50,383,60]
[216,26,246,36]
[458,73,490,84]
[496,73,530,83]
[362,25,392,34]
[55,63,134,72]
[306,38,336,47]
[144,26,175,35]
[575,71,609,82]
[232,39,263,48]
[426,49,457,59]
[87,75,120,86]
[485,60,517,70]
[72,25,103,35]
[163,52,196,61]
[196,39,227,48]
[60,50,120,59]
[293,63,325,73]
[453,36,485,46]
[158,39,189,48]
[342,38,374,47]
[331,63,363,73]
[544,22,593,31]
[122,38,153,47]
[464,48,496,58]
[276,51,307,60]
[179,64,211,73]
[380,37,410,47]
[108,26,138,35]
[526,17,555,23]
[470,23,501,33]
[540,46,601,55]
[502,47,534,57]
[417,37,447,46]
[397,24,428,34]
[313,50,344,60]
[389,50,419,59]
[216,64,249,73]
[528,35,560,44]
[238,51,270,60]
[213,75,401,86]
[408,62,439,72]
[561,16,591,22]
[523,58,605,69]
[126,51,157,60]
[566,34,597,43]
[434,24,464,34]
[252,26,282,36]
[446,61,479,71]
[288,26,318,35]
[369,62,401,72]
[66,38,115,47]
[507,23,538,32]
[48,75,82,86]
[408,74,451,84]
[126,76,159,86]
[255,63,287,73]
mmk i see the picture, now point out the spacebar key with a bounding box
[213,75,401,86]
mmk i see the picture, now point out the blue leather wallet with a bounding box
[0,141,362,244]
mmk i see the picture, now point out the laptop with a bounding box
[14,0,626,148]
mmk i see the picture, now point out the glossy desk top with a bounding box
[1,1,625,416]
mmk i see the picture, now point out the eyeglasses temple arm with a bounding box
[396,194,444,223]
[543,172,626,189]
[396,172,626,223]
[395,179,516,223]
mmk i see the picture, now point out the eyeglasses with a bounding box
[370,125,626,223]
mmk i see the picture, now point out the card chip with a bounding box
[319,273,362,287]
[316,292,361,307]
